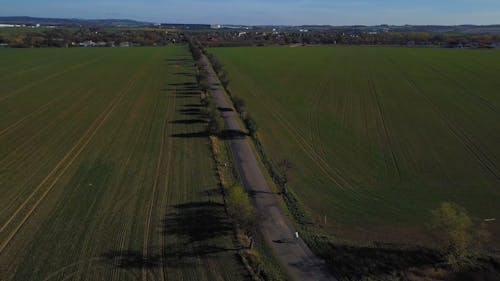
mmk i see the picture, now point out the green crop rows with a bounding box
[0,47,247,281]
[211,46,500,244]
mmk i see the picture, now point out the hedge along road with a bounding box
[202,54,336,281]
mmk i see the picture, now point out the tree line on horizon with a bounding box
[194,30,500,48]
[0,27,183,48]
[2,26,500,48]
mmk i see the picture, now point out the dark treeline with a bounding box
[3,26,500,48]
[191,30,500,48]
[0,27,184,48]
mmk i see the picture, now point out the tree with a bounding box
[199,78,211,94]
[219,70,230,89]
[429,202,489,269]
[226,186,255,232]
[232,96,246,115]
[244,115,258,137]
[205,98,223,135]
[196,69,208,84]
[208,53,223,73]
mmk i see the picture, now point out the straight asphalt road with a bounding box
[202,55,336,281]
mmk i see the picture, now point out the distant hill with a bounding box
[0,16,153,26]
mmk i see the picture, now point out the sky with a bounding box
[1,0,500,26]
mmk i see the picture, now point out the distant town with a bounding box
[1,16,500,49]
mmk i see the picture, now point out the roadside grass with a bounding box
[210,136,287,281]
[0,46,247,281]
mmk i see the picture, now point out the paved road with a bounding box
[203,56,336,281]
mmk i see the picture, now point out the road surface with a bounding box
[202,55,336,281]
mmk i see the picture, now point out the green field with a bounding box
[0,47,247,280]
[212,46,500,244]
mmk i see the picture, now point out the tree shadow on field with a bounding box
[306,239,444,280]
[184,103,205,108]
[170,129,247,140]
[178,108,202,115]
[162,202,233,246]
[167,82,199,92]
[165,57,192,67]
[170,131,209,138]
[173,72,196,78]
[102,54,244,274]
[101,201,237,270]
[169,119,207,125]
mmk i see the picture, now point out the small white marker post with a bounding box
[295,231,299,239]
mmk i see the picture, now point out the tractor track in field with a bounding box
[0,64,146,254]
[367,72,402,182]
[141,87,168,281]
[0,88,95,168]
[262,99,354,190]
[308,79,330,165]
[91,74,154,281]
[42,257,105,281]
[141,60,178,281]
[425,63,500,115]
[404,50,500,115]
[108,96,161,281]
[0,94,63,138]
[0,92,90,169]
[227,62,343,186]
[393,63,500,181]
[160,86,176,281]
[450,60,500,91]
[0,58,101,104]
[385,55,500,180]
[0,90,96,221]
[0,58,64,83]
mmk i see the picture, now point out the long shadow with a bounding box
[184,104,205,108]
[219,129,247,140]
[218,107,233,112]
[170,129,247,140]
[165,58,193,67]
[165,58,191,62]
[161,88,199,95]
[168,82,198,88]
[200,188,224,197]
[173,72,196,78]
[162,201,233,244]
[102,55,242,273]
[171,131,209,138]
[102,200,238,269]
[178,108,201,114]
[165,82,199,93]
[307,240,443,279]
[169,119,207,125]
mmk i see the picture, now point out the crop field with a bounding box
[212,46,500,245]
[0,47,247,281]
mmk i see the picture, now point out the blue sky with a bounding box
[1,0,499,25]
